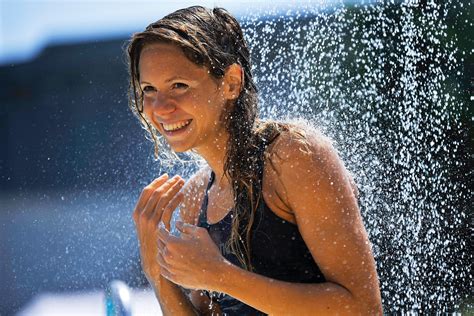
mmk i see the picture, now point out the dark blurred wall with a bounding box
[1,39,154,193]
[0,38,157,315]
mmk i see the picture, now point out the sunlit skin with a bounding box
[139,43,231,157]
[133,43,383,315]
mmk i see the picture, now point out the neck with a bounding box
[195,131,231,190]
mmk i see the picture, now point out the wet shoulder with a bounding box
[262,127,349,215]
[262,127,325,221]
[264,126,358,212]
[180,166,211,225]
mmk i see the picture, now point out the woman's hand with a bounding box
[157,221,227,291]
[132,174,185,287]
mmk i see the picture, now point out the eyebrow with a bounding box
[139,76,192,85]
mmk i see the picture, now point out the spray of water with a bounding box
[122,1,472,312]
[208,0,470,313]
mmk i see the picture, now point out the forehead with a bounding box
[138,43,206,80]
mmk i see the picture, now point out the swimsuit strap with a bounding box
[197,131,278,229]
[197,171,215,229]
[253,132,282,222]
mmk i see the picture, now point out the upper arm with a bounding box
[269,130,380,306]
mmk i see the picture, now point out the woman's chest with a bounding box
[205,174,296,225]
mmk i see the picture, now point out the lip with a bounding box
[160,119,193,136]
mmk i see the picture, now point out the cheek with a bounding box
[142,96,151,107]
[142,99,154,119]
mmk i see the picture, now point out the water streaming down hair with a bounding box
[127,2,471,313]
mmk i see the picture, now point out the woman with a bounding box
[128,6,382,315]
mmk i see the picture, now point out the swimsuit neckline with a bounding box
[204,171,233,226]
[206,209,233,226]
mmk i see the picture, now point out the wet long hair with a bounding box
[126,6,286,270]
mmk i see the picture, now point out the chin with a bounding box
[171,147,189,153]
[168,142,193,153]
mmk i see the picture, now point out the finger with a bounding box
[133,174,169,222]
[160,192,184,230]
[157,222,171,244]
[158,243,180,270]
[160,266,176,283]
[138,174,169,207]
[158,224,181,244]
[142,176,182,219]
[143,176,180,217]
[157,238,166,251]
[152,178,185,225]
[157,246,169,267]
[176,221,200,235]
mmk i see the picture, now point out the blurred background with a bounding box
[1,0,472,315]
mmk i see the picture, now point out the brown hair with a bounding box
[126,6,284,270]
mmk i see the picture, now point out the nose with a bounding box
[144,93,176,117]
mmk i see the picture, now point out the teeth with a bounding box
[162,120,191,131]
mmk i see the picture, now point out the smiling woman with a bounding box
[126,6,382,315]
[138,43,232,153]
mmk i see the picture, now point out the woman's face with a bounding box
[138,42,228,153]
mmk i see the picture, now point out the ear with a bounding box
[222,63,243,100]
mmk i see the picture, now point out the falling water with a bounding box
[146,0,471,313]
[215,0,470,313]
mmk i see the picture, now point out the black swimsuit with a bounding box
[197,139,326,315]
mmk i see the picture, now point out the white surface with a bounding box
[17,288,162,316]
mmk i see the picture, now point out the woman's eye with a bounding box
[172,82,188,90]
[142,86,156,94]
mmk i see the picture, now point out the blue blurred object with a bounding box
[105,280,132,316]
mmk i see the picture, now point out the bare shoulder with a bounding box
[265,125,358,200]
[267,125,334,167]
[264,125,338,189]
[179,165,211,225]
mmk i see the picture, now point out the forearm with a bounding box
[216,263,381,315]
[152,276,197,316]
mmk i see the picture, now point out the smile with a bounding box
[162,119,192,132]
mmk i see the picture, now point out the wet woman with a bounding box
[128,6,382,315]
